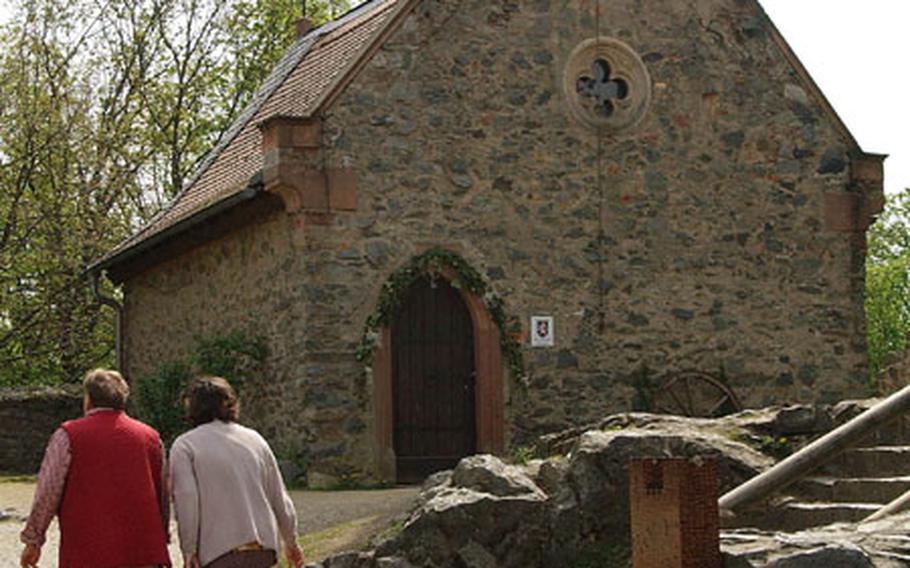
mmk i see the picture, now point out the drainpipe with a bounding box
[91,271,124,372]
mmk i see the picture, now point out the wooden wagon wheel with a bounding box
[650,370,742,418]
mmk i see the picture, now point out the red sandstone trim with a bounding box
[372,266,505,483]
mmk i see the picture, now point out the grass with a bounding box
[373,518,405,544]
[0,475,36,483]
[509,445,538,465]
[278,516,380,566]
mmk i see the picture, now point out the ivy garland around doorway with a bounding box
[355,247,526,386]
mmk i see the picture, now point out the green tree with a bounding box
[865,187,910,383]
[0,5,137,384]
[0,0,353,386]
[225,0,352,122]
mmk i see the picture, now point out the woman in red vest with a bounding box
[20,369,171,568]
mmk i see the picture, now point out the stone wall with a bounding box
[119,0,876,482]
[0,387,82,473]
[324,0,869,439]
[121,207,376,483]
[121,211,318,456]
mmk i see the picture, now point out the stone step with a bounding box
[821,446,910,478]
[868,420,910,446]
[793,476,910,504]
[774,502,880,532]
[830,408,910,443]
[722,500,881,532]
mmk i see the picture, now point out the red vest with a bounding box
[58,411,171,568]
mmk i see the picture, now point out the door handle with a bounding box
[465,371,477,392]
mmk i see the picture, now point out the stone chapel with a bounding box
[90,0,885,485]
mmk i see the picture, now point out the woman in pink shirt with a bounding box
[170,376,304,568]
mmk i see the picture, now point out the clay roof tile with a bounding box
[90,0,398,273]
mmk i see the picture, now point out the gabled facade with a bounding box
[91,0,884,485]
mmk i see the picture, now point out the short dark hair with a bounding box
[184,376,240,426]
[83,369,130,410]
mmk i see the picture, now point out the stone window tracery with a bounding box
[565,38,651,131]
[576,59,629,118]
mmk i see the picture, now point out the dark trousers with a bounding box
[204,549,277,568]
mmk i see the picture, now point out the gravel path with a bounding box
[0,481,419,568]
[293,488,419,534]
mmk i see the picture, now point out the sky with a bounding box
[0,1,906,196]
[758,0,909,197]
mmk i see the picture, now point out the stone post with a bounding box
[629,457,720,568]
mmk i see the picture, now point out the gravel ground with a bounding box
[0,481,418,568]
[292,488,418,534]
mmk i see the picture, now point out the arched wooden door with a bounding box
[392,276,476,483]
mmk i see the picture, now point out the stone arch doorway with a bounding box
[372,264,505,484]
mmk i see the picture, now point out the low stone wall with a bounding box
[0,386,82,474]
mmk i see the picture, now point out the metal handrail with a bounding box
[719,383,910,513]
[861,488,910,524]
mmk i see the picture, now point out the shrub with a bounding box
[134,361,193,444]
[866,188,910,386]
[193,330,268,392]
[134,331,267,443]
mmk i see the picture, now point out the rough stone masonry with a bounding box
[102,0,883,484]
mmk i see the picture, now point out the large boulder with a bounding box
[314,552,375,568]
[306,552,414,568]
[536,406,846,460]
[376,455,550,568]
[450,454,546,498]
[322,418,771,568]
[553,426,771,555]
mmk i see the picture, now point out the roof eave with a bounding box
[87,180,263,277]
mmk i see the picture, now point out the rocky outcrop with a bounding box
[536,402,895,465]
[307,414,770,568]
[307,408,910,567]
[372,456,552,568]
[722,511,910,567]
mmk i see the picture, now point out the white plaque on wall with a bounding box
[531,316,555,347]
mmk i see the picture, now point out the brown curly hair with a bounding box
[184,376,240,426]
